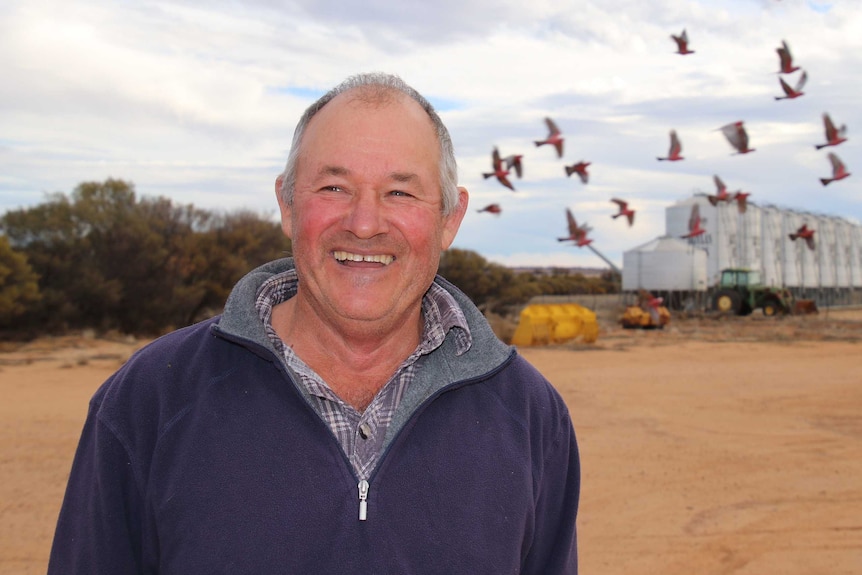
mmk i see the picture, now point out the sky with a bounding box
[1,0,860,270]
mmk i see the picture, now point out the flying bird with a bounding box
[820,152,850,186]
[776,40,800,74]
[671,29,695,55]
[707,175,733,206]
[789,224,815,251]
[610,198,635,226]
[732,191,751,214]
[503,154,523,178]
[535,117,564,158]
[775,70,807,100]
[476,203,502,215]
[564,161,591,183]
[681,204,706,239]
[815,113,847,149]
[657,130,684,161]
[558,208,593,247]
[719,121,755,154]
[482,147,515,191]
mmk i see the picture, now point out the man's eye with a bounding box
[322,185,343,192]
[390,190,411,197]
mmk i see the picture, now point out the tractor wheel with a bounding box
[712,289,742,315]
[762,299,780,317]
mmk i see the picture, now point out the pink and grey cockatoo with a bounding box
[534,117,564,158]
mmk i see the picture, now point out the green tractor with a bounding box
[711,268,795,316]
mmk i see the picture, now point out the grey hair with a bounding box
[279,72,460,215]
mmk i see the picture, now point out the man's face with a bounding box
[278,91,467,331]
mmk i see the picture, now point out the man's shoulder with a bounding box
[90,317,255,429]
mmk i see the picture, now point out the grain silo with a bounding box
[665,194,862,306]
[622,236,708,309]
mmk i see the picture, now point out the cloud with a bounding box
[0,0,859,269]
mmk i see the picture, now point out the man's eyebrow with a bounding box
[389,172,419,183]
[316,166,420,184]
[318,165,350,177]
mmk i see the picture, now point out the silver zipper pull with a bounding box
[358,480,369,521]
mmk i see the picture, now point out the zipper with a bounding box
[358,479,369,521]
[213,325,517,524]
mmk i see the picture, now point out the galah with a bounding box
[482,147,515,191]
[775,70,807,100]
[534,117,564,158]
[657,130,684,161]
[820,152,850,186]
[789,224,815,251]
[502,154,523,178]
[558,208,593,247]
[681,203,705,239]
[476,203,502,215]
[564,161,591,183]
[776,40,800,74]
[707,175,733,206]
[719,121,755,154]
[732,191,751,214]
[610,198,635,226]
[671,29,695,55]
[815,113,847,149]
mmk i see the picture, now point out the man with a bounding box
[49,72,580,574]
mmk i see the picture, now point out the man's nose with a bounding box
[344,191,388,238]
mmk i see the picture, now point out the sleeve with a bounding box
[522,412,581,575]
[47,398,146,574]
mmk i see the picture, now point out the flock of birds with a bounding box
[475,31,851,255]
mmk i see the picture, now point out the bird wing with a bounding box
[714,175,726,193]
[491,147,502,169]
[497,173,515,190]
[777,40,793,71]
[828,152,845,175]
[795,70,808,92]
[778,76,793,96]
[565,208,578,236]
[669,130,681,154]
[722,122,748,152]
[545,117,561,136]
[504,155,523,178]
[611,198,627,209]
[689,203,700,230]
[823,113,837,139]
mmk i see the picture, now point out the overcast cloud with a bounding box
[1,0,859,268]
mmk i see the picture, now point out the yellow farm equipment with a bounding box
[619,304,670,329]
[510,303,599,347]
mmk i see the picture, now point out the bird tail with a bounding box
[534,141,544,147]
[565,166,574,176]
[820,178,831,186]
[789,233,798,241]
[707,196,718,206]
[482,173,493,179]
[815,143,826,150]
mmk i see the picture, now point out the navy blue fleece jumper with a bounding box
[48,258,580,574]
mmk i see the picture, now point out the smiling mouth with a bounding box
[333,251,394,266]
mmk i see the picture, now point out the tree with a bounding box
[0,235,41,326]
[1,179,290,336]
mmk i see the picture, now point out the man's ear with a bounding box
[441,186,469,250]
[275,175,293,239]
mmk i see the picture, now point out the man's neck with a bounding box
[271,296,423,410]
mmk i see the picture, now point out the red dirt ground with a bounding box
[2,309,861,574]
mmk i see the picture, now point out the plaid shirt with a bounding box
[256,269,471,480]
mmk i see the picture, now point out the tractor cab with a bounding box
[719,268,761,288]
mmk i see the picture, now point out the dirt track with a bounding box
[1,310,861,574]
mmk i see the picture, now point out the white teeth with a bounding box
[333,251,394,265]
